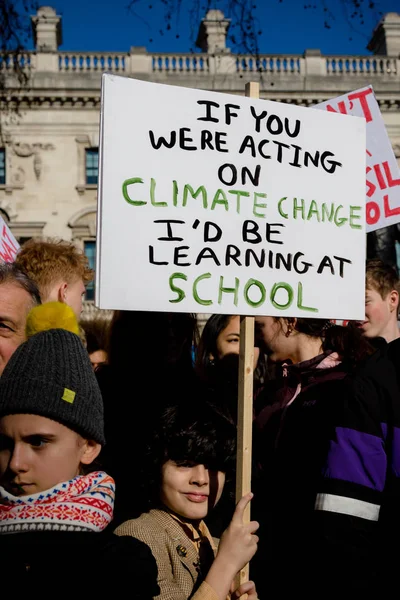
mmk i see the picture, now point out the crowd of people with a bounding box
[0,236,399,596]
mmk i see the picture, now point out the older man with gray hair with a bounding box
[0,263,41,376]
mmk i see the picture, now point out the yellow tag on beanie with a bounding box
[62,388,76,404]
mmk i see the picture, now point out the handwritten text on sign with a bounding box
[96,75,366,319]
[315,86,400,233]
[0,215,19,263]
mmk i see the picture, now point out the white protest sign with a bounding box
[96,74,366,320]
[0,215,19,263]
[314,86,400,233]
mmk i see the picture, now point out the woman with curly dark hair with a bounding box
[115,401,259,600]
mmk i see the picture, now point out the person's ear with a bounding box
[284,317,297,337]
[80,440,101,465]
[57,282,68,303]
[389,290,399,313]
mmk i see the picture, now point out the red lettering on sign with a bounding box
[326,101,348,115]
[2,226,18,253]
[0,243,16,263]
[347,88,374,123]
[366,167,376,197]
[0,225,18,263]
[373,164,386,190]
[383,162,400,188]
[383,194,400,218]
[366,201,380,225]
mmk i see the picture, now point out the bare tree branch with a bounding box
[126,0,383,53]
[0,0,37,143]
[0,0,36,84]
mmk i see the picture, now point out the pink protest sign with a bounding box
[0,215,19,263]
[315,86,400,233]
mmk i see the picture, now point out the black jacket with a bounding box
[252,349,400,597]
[0,526,160,596]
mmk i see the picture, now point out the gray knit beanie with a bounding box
[0,303,105,445]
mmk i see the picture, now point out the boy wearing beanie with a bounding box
[0,302,159,594]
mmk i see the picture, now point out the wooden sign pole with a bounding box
[235,80,259,594]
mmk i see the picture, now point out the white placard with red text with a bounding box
[315,86,400,233]
[0,215,19,263]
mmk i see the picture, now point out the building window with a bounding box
[84,240,96,301]
[85,148,98,185]
[0,149,5,185]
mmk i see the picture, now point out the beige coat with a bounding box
[115,509,221,600]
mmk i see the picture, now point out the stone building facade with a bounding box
[0,6,399,308]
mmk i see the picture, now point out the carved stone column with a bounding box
[196,9,231,54]
[31,6,62,52]
[368,12,400,57]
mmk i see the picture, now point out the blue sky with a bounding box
[33,0,399,55]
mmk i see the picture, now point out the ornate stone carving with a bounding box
[10,167,25,187]
[12,143,34,158]
[33,155,42,180]
[13,143,55,157]
[11,143,55,180]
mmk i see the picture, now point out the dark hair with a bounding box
[107,310,198,372]
[141,400,236,511]
[80,316,110,355]
[0,262,41,306]
[195,314,269,393]
[195,314,233,381]
[282,317,374,368]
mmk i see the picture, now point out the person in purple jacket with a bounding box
[252,316,399,597]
